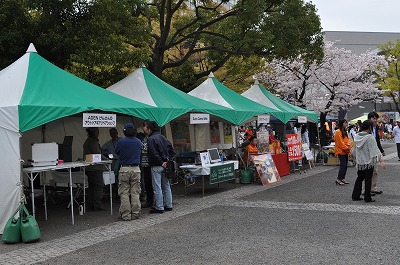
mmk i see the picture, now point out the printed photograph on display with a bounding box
[252,153,281,186]
[200,152,211,167]
[223,123,233,143]
[171,121,190,153]
[210,121,221,144]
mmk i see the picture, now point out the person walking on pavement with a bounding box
[352,120,385,202]
[83,127,106,211]
[334,119,351,185]
[363,111,385,195]
[115,123,142,221]
[392,120,400,161]
[146,121,176,214]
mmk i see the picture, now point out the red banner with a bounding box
[287,134,302,162]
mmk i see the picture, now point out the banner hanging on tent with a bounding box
[83,113,116,127]
[257,115,270,124]
[190,113,210,124]
[297,116,307,123]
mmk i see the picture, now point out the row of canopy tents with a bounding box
[0,43,317,233]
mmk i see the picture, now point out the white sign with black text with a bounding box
[83,113,116,127]
[297,116,307,123]
[190,113,210,124]
[257,114,270,124]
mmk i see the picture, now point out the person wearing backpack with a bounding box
[146,121,176,214]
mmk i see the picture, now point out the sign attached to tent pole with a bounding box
[190,113,210,124]
[297,116,307,123]
[257,115,270,124]
[83,113,117,127]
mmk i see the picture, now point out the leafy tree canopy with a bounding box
[0,0,323,90]
[378,40,400,113]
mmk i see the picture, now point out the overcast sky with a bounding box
[306,0,400,33]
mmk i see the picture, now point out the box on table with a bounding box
[326,156,339,165]
[103,171,115,185]
[85,154,102,163]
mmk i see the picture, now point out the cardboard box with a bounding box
[85,154,102,163]
[103,171,115,185]
[327,156,339,165]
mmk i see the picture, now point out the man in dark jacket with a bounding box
[83,127,106,211]
[365,111,385,195]
[146,121,175,214]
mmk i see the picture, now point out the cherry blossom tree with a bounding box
[257,41,387,145]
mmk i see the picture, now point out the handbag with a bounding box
[20,204,41,243]
[164,159,175,179]
[1,204,23,244]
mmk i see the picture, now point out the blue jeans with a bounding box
[151,166,172,210]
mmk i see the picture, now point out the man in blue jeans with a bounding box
[146,121,176,214]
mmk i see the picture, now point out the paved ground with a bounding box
[1,141,399,264]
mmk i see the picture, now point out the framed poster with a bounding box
[252,153,281,186]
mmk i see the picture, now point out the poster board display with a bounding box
[252,153,281,186]
[256,131,269,153]
[199,152,211,167]
[302,143,313,161]
[287,134,302,162]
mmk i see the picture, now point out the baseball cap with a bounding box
[124,123,135,130]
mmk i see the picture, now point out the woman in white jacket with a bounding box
[352,120,385,202]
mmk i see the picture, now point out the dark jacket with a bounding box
[147,131,176,167]
[372,125,384,154]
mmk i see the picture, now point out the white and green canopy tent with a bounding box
[350,114,368,124]
[188,73,285,125]
[107,67,237,125]
[241,80,318,123]
[0,44,159,233]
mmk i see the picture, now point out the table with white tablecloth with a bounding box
[179,160,239,196]
[23,160,112,225]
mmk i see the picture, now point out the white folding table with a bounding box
[23,160,112,225]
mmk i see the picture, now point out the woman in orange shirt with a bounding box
[334,119,351,185]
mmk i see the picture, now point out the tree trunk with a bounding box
[149,48,164,78]
[319,112,327,147]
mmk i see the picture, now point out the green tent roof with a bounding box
[189,74,285,125]
[108,68,238,125]
[2,46,159,132]
[242,81,318,123]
